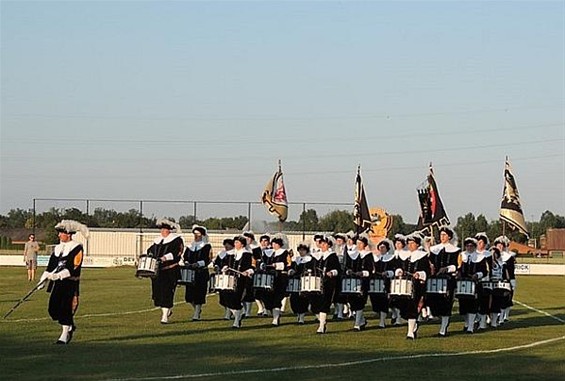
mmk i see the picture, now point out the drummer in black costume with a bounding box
[222,235,255,328]
[255,234,271,316]
[261,234,291,326]
[494,235,516,325]
[288,242,311,324]
[308,234,341,334]
[457,237,488,334]
[370,238,396,328]
[147,218,184,324]
[394,233,430,340]
[427,226,461,337]
[343,234,374,331]
[475,232,492,330]
[183,224,211,321]
[390,234,408,325]
[333,232,348,320]
[488,246,512,328]
[243,231,261,317]
[213,238,235,320]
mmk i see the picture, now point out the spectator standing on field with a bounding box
[24,233,40,281]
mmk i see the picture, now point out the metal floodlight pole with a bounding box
[32,198,36,235]
[247,202,252,230]
[302,202,306,241]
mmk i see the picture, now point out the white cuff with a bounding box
[416,271,427,281]
[57,269,71,280]
[275,263,285,271]
[162,253,174,261]
[476,272,484,279]
[447,265,456,273]
[246,269,255,276]
[510,279,517,288]
[395,268,403,277]
[362,270,369,277]
[39,271,51,283]
[197,260,205,267]
[386,270,394,278]
[330,269,338,277]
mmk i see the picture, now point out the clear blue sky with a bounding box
[1,1,564,224]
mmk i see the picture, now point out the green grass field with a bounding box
[0,267,563,381]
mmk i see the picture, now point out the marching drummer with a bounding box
[493,235,516,325]
[255,234,271,316]
[457,237,488,334]
[262,234,291,326]
[243,231,261,317]
[475,232,492,330]
[394,233,430,340]
[313,234,341,334]
[214,238,235,320]
[488,246,512,328]
[333,232,349,320]
[343,234,374,331]
[370,238,396,329]
[390,234,408,325]
[288,242,311,324]
[427,226,461,337]
[222,235,255,328]
[183,224,211,321]
[147,218,184,324]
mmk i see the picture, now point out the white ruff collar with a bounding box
[430,243,459,255]
[153,233,181,245]
[410,250,428,262]
[54,241,80,257]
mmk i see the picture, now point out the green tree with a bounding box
[298,209,319,232]
[319,210,354,233]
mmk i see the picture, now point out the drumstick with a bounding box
[227,267,248,276]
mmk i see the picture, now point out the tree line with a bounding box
[1,207,564,245]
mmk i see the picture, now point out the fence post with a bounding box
[193,202,197,224]
[302,203,306,241]
[32,198,36,235]
[139,201,143,233]
[248,202,252,230]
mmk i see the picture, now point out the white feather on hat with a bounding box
[272,233,289,249]
[494,235,510,246]
[475,232,490,245]
[55,220,90,239]
[156,218,182,233]
[191,224,208,236]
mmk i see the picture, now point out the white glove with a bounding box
[288,269,295,276]
[274,263,285,271]
[36,280,46,290]
[395,269,403,277]
[221,266,229,273]
[48,272,61,281]
[510,279,517,289]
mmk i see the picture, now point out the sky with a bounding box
[1,1,564,224]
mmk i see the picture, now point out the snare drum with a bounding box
[136,255,158,278]
[480,281,494,293]
[455,279,476,298]
[300,275,322,294]
[214,274,237,291]
[493,280,512,296]
[286,277,301,293]
[253,272,275,290]
[426,277,448,295]
[368,277,386,294]
[178,267,195,285]
[341,277,363,294]
[390,278,413,298]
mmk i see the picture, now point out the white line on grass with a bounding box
[515,300,565,323]
[103,335,565,381]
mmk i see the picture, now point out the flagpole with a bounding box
[356,165,361,235]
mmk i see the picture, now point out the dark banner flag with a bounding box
[261,160,288,223]
[353,166,372,234]
[417,164,450,233]
[500,157,529,237]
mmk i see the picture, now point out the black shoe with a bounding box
[466,330,474,334]
[462,326,468,332]
[55,340,67,345]
[406,335,416,340]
